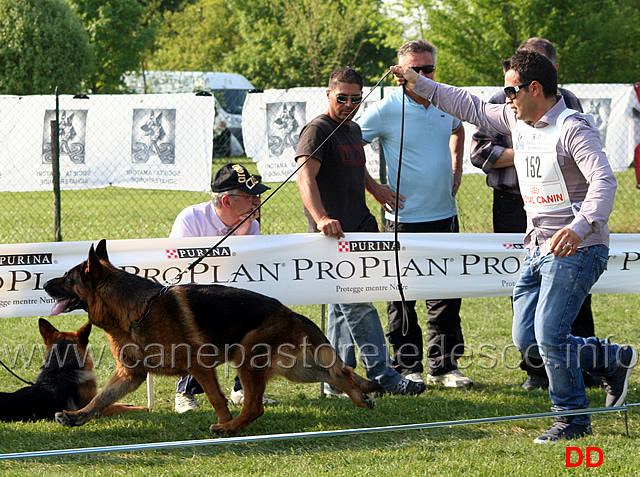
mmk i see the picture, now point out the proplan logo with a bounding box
[0,253,53,266]
[338,240,399,253]
[165,247,231,260]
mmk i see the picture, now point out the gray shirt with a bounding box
[412,76,616,254]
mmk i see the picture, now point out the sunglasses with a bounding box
[504,81,532,100]
[411,65,436,75]
[227,193,260,200]
[334,93,363,105]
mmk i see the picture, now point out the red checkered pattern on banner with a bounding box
[338,241,350,253]
[166,249,179,259]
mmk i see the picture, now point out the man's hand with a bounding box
[316,217,345,238]
[390,65,420,89]
[368,181,405,213]
[232,209,260,236]
[550,227,582,258]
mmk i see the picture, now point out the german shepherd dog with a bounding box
[0,318,144,422]
[44,240,381,434]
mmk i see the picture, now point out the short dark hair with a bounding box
[328,67,363,90]
[518,37,557,64]
[502,50,557,98]
[398,40,437,63]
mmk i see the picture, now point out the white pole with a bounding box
[146,373,154,408]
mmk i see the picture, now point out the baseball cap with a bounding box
[211,164,270,195]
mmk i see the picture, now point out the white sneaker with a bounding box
[175,393,199,413]
[426,369,473,388]
[229,389,278,406]
[323,383,349,399]
[405,372,424,383]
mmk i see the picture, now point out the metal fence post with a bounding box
[51,86,62,242]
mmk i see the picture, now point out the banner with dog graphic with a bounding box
[243,84,640,182]
[0,94,214,192]
[242,87,382,182]
[0,233,638,319]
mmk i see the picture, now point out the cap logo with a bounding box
[231,164,247,184]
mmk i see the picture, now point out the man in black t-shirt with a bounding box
[294,67,425,396]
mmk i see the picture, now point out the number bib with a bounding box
[513,109,576,213]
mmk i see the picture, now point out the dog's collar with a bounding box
[131,285,172,329]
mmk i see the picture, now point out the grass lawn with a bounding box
[0,294,638,475]
[0,158,638,474]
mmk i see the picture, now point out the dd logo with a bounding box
[565,447,603,467]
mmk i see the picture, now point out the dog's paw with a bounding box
[362,394,376,409]
[55,410,86,427]
[210,423,239,436]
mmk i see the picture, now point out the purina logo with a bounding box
[502,243,524,250]
[0,253,53,266]
[165,247,231,259]
[338,240,399,253]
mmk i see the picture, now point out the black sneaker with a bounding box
[603,345,638,407]
[389,377,426,396]
[521,374,549,391]
[534,416,592,444]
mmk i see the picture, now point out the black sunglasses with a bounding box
[504,81,532,100]
[334,93,363,105]
[411,65,436,75]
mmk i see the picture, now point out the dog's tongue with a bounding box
[50,299,70,316]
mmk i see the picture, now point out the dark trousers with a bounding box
[385,216,464,376]
[493,189,596,377]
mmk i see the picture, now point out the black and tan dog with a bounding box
[44,239,381,434]
[0,318,144,422]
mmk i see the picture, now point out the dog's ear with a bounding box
[76,321,92,345]
[95,239,109,261]
[38,318,58,342]
[86,243,105,277]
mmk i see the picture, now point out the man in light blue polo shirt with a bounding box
[358,39,472,388]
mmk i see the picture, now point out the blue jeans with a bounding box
[328,302,402,390]
[512,245,620,425]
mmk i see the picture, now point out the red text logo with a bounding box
[565,447,603,467]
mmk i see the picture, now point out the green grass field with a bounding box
[0,297,638,475]
[0,159,638,474]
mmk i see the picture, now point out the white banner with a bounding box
[242,87,382,182]
[1,233,638,319]
[0,94,214,192]
[243,84,640,182]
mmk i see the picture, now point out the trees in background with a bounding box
[221,0,401,88]
[147,0,241,72]
[146,0,401,88]
[0,0,94,94]
[0,0,638,94]
[68,0,154,93]
[405,0,640,86]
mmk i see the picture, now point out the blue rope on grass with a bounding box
[0,404,634,460]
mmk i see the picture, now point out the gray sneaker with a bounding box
[426,369,474,388]
[389,377,426,396]
[603,345,638,407]
[175,392,199,413]
[534,416,592,444]
[405,372,425,383]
